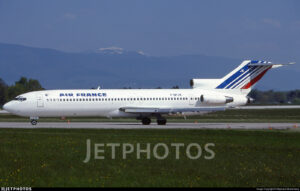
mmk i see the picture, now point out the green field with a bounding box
[1,108,300,123]
[0,128,299,187]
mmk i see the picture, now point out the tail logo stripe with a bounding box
[226,66,260,89]
[236,66,268,89]
[224,67,251,89]
[216,64,249,88]
[241,66,271,89]
[230,66,264,89]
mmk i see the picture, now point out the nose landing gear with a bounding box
[31,120,37,125]
[30,117,39,125]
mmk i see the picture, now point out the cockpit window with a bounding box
[13,96,27,101]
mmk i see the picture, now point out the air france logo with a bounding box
[240,69,245,73]
[59,93,107,97]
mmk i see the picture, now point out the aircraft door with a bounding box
[37,94,44,108]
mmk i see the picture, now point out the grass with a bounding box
[0,128,299,187]
[1,109,300,123]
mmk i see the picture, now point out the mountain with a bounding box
[0,43,298,90]
[93,46,146,56]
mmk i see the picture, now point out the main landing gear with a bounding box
[157,118,167,125]
[140,116,167,125]
[141,117,151,125]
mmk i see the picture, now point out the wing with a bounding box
[119,106,226,114]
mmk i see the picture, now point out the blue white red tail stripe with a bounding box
[216,60,271,89]
[216,64,249,89]
[225,66,258,89]
[236,66,269,89]
[232,66,266,89]
[241,66,271,89]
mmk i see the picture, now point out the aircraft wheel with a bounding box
[142,117,151,125]
[31,120,38,125]
[157,118,167,125]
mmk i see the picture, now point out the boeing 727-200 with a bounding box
[2,60,294,125]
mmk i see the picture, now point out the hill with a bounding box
[0,43,298,90]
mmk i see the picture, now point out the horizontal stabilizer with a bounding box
[248,61,295,67]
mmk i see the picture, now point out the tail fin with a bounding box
[216,60,294,91]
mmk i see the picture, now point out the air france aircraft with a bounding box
[3,60,294,125]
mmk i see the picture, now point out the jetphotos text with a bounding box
[83,139,215,163]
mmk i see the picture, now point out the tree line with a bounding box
[0,77,44,106]
[248,89,300,105]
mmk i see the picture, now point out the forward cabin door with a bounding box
[37,94,44,108]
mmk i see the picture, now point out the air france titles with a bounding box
[59,93,107,97]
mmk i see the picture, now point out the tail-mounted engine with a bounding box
[200,94,234,104]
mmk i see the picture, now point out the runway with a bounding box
[0,122,299,130]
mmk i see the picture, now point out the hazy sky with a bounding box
[0,0,299,63]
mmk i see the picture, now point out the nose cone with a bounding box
[3,102,8,111]
[3,102,13,113]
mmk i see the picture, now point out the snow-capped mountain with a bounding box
[94,46,146,56]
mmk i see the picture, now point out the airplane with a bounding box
[2,60,294,125]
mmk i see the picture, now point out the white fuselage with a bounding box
[3,89,248,118]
